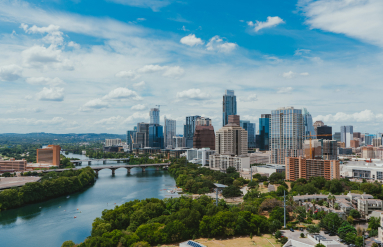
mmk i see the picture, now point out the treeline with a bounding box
[290,176,383,198]
[0,167,95,211]
[69,195,282,247]
[0,144,39,162]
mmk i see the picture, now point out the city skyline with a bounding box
[0,0,383,134]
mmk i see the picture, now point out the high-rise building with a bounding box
[222,90,237,127]
[149,124,164,149]
[127,128,137,150]
[354,132,361,139]
[215,122,248,155]
[365,134,375,146]
[150,108,160,125]
[317,126,332,140]
[373,138,382,147]
[196,117,212,126]
[333,132,341,142]
[285,157,340,181]
[0,158,27,172]
[340,126,353,148]
[303,108,315,139]
[184,115,201,148]
[270,107,304,164]
[313,120,325,135]
[362,146,374,159]
[303,139,337,160]
[240,120,256,149]
[193,126,215,150]
[257,114,270,151]
[350,140,360,148]
[172,135,185,148]
[136,123,150,148]
[36,145,61,166]
[164,117,176,148]
[105,139,122,147]
[228,115,240,126]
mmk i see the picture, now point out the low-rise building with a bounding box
[340,161,383,180]
[358,198,383,217]
[252,164,285,176]
[186,148,215,166]
[285,157,340,181]
[0,158,27,172]
[249,151,271,164]
[209,154,250,172]
[362,146,375,159]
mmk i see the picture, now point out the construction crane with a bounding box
[155,105,166,110]
[307,133,334,159]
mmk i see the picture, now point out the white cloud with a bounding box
[247,94,258,101]
[300,0,383,47]
[247,16,285,32]
[263,55,283,64]
[20,23,60,34]
[108,0,172,11]
[138,64,165,73]
[102,87,142,101]
[133,81,145,89]
[6,107,42,113]
[68,41,80,49]
[137,18,146,21]
[26,77,64,86]
[0,117,67,126]
[206,36,237,53]
[115,70,141,80]
[282,71,309,79]
[300,72,309,76]
[131,104,146,110]
[180,34,204,46]
[181,26,189,31]
[295,49,311,56]
[277,87,293,94]
[36,87,64,101]
[22,45,73,70]
[138,65,185,78]
[0,64,22,81]
[314,110,383,123]
[176,88,210,100]
[82,98,109,110]
[96,112,149,125]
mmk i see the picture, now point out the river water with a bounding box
[0,153,178,247]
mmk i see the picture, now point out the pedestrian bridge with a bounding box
[42,163,170,176]
[70,158,130,166]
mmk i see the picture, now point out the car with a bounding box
[290,228,294,232]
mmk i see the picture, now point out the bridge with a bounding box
[41,163,170,176]
[70,158,130,166]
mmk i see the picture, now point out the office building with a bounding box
[317,125,332,140]
[36,145,61,166]
[362,146,375,159]
[341,126,353,148]
[240,120,256,149]
[196,117,212,126]
[248,151,272,164]
[193,125,215,150]
[222,90,237,126]
[228,115,240,126]
[0,158,27,172]
[285,157,340,181]
[365,134,375,146]
[164,117,176,148]
[338,147,352,155]
[127,130,137,150]
[373,138,382,147]
[354,132,361,139]
[209,154,250,172]
[186,148,215,166]
[270,107,304,164]
[184,115,200,148]
[303,139,337,160]
[105,139,122,147]
[215,116,248,155]
[172,135,185,148]
[136,123,150,148]
[313,120,324,135]
[303,108,315,138]
[340,161,383,180]
[350,139,360,148]
[257,114,270,151]
[333,132,341,142]
[252,164,285,176]
[150,108,160,125]
[149,124,164,149]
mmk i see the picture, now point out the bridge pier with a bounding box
[156,167,159,171]
[117,160,120,163]
[142,167,146,172]
[103,160,106,164]
[88,161,91,166]
[111,168,117,176]
[126,168,131,174]
[95,170,99,177]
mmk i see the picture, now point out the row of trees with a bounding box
[0,167,95,211]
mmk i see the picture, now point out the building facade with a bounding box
[285,157,340,181]
[164,117,176,148]
[36,145,61,166]
[127,130,137,150]
[0,158,27,172]
[196,117,212,126]
[341,126,353,148]
[222,90,237,127]
[362,146,375,159]
[333,132,341,142]
[317,125,332,140]
[215,122,248,156]
[105,139,122,147]
[186,148,215,166]
[149,108,160,125]
[184,115,201,148]
[240,120,256,149]
[172,135,185,148]
[313,120,324,136]
[257,114,270,151]
[136,123,150,148]
[303,108,316,139]
[373,138,382,147]
[209,154,250,172]
[149,124,164,149]
[270,107,304,164]
[193,125,215,150]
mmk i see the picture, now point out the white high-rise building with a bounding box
[150,108,160,125]
[215,123,248,155]
[341,126,353,148]
[270,107,304,164]
[105,139,122,147]
[164,117,176,148]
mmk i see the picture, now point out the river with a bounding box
[0,152,178,247]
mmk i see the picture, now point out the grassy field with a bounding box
[162,235,282,247]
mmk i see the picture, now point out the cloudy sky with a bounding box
[0,0,383,135]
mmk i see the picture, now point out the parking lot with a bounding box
[281,229,348,247]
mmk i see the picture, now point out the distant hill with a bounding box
[0,133,126,144]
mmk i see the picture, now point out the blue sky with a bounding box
[0,0,383,134]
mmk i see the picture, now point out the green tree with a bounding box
[307,224,321,234]
[247,180,258,188]
[131,241,151,247]
[276,185,288,196]
[369,217,380,230]
[347,216,354,224]
[315,244,325,247]
[349,209,361,219]
[338,222,356,240]
[320,213,343,233]
[275,230,282,239]
[222,185,242,198]
[61,240,75,247]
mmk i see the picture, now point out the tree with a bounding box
[275,230,282,239]
[315,244,325,247]
[247,180,258,188]
[222,185,242,198]
[347,216,354,224]
[226,167,237,174]
[61,241,75,247]
[233,179,242,187]
[131,241,150,247]
[327,194,336,208]
[307,224,320,234]
[338,222,356,240]
[369,217,380,230]
[320,213,343,233]
[349,209,361,219]
[300,233,305,238]
[276,185,288,196]
[269,172,285,184]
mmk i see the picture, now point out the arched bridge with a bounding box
[42,163,170,176]
[70,158,130,166]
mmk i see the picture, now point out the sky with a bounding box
[0,0,383,135]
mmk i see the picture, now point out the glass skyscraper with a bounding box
[240,120,256,149]
[270,107,304,164]
[150,108,160,125]
[303,108,315,139]
[184,115,201,148]
[164,117,176,148]
[340,126,353,147]
[222,90,237,127]
[257,114,270,151]
[149,124,164,149]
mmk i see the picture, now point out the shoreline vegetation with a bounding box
[0,167,95,211]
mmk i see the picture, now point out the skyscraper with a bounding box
[184,115,201,148]
[215,122,248,155]
[240,120,256,149]
[303,108,315,139]
[193,126,215,150]
[149,124,164,149]
[340,126,353,148]
[136,123,150,148]
[150,108,160,125]
[270,107,304,164]
[317,126,332,140]
[164,117,176,148]
[313,120,324,136]
[222,90,237,126]
[257,114,270,151]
